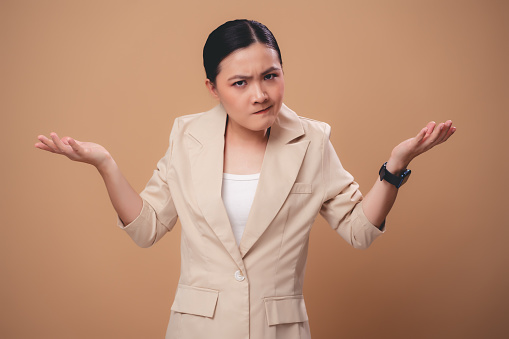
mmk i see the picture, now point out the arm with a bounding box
[35,133,142,225]
[361,120,456,227]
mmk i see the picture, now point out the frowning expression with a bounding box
[206,43,285,134]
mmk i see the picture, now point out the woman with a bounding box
[35,20,455,339]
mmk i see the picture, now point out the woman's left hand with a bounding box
[387,120,456,172]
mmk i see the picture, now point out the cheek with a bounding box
[221,89,242,107]
[273,79,285,96]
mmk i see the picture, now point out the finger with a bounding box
[37,135,58,152]
[67,137,82,153]
[423,121,436,140]
[415,127,428,143]
[436,120,453,144]
[61,136,71,146]
[50,132,70,153]
[34,142,56,153]
[427,122,445,144]
[440,125,456,144]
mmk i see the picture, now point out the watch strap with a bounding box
[379,162,411,188]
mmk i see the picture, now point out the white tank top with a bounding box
[221,173,260,246]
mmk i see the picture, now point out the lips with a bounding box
[253,105,272,114]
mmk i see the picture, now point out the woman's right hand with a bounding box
[35,133,113,170]
[36,132,144,225]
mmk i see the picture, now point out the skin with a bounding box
[205,43,285,174]
[35,134,143,225]
[362,120,455,226]
[35,43,456,228]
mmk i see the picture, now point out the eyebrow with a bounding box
[227,66,281,81]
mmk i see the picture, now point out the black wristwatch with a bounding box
[379,162,411,188]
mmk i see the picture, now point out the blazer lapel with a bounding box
[239,104,310,258]
[185,104,309,263]
[185,105,246,271]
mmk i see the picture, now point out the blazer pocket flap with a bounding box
[264,295,308,326]
[290,183,312,194]
[171,284,219,318]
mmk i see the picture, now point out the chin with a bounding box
[246,118,273,132]
[260,117,277,131]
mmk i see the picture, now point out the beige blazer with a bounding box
[119,103,384,339]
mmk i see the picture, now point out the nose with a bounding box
[252,82,268,104]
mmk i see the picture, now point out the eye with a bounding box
[233,80,246,87]
[264,73,277,80]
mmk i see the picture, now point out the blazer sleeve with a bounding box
[319,124,384,250]
[116,119,179,248]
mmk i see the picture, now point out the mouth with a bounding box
[253,105,272,115]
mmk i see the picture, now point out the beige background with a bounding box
[1,0,508,338]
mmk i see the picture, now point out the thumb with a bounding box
[416,127,427,143]
[61,136,71,145]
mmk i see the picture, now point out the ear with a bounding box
[205,79,219,100]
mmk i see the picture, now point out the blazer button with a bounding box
[234,270,245,282]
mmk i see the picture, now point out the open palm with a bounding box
[390,120,456,169]
[35,132,112,169]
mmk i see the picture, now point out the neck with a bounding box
[225,118,269,146]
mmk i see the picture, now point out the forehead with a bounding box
[218,43,281,77]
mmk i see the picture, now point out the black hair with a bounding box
[203,19,282,84]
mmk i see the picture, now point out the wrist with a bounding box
[386,156,410,176]
[379,161,412,189]
[96,156,117,177]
